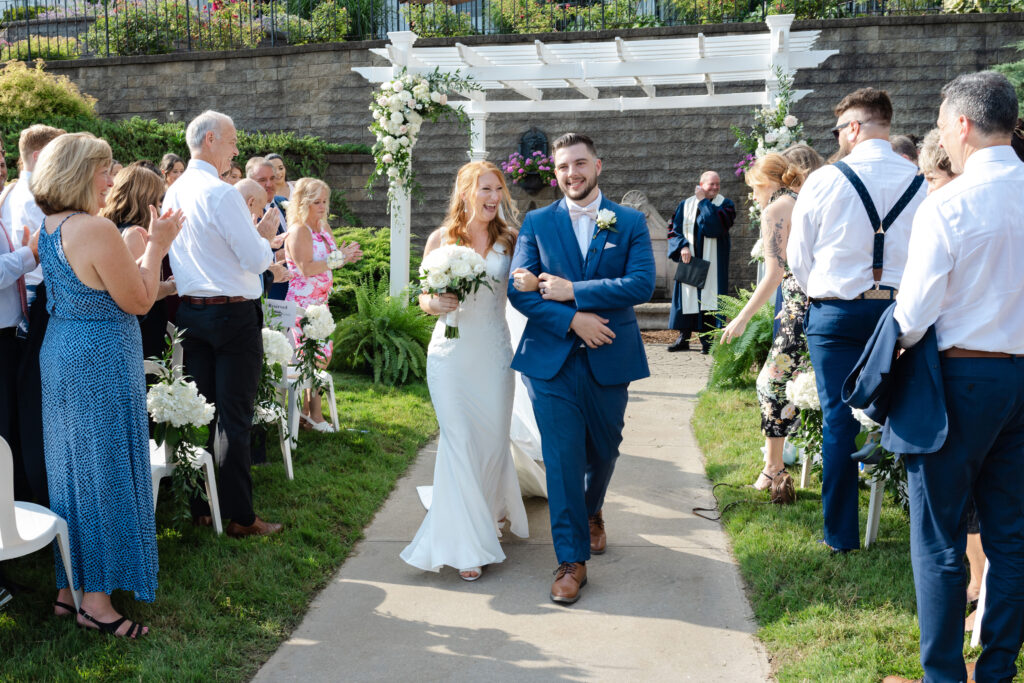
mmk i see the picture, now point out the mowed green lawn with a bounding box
[0,373,436,682]
[691,386,1024,682]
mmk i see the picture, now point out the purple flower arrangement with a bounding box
[501,150,557,187]
[734,153,756,177]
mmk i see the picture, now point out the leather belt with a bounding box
[942,347,1023,359]
[814,288,898,302]
[181,295,250,305]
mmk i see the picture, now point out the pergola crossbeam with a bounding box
[615,37,655,98]
[535,40,598,100]
[457,42,542,101]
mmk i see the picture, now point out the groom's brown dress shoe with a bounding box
[226,516,283,538]
[550,562,587,605]
[589,511,606,554]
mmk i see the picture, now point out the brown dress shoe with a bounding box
[589,511,607,555]
[226,516,283,539]
[550,562,587,605]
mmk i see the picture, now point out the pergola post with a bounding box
[468,109,489,161]
[765,15,794,103]
[386,30,418,298]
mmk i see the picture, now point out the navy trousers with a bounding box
[524,348,628,564]
[906,357,1024,683]
[804,298,891,550]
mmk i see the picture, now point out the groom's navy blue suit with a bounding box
[508,195,655,563]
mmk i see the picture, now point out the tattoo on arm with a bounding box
[764,217,787,270]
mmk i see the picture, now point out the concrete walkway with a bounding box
[254,347,771,682]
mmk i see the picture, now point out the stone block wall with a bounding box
[45,13,1024,301]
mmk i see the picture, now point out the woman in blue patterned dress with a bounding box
[32,133,183,638]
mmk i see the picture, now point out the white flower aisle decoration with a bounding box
[147,331,217,526]
[850,407,909,511]
[295,304,336,391]
[254,327,292,426]
[731,68,810,233]
[419,244,492,339]
[367,68,480,205]
[785,368,823,459]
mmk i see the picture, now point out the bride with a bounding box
[401,161,529,582]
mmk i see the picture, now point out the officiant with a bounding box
[667,171,735,353]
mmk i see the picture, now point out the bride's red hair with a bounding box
[440,161,518,252]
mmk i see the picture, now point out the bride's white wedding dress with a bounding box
[401,244,529,573]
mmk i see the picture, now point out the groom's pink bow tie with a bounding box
[568,204,598,222]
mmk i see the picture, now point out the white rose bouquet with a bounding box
[147,330,217,526]
[419,244,492,339]
[295,304,336,393]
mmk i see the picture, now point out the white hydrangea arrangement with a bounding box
[851,407,881,431]
[419,244,491,339]
[301,304,336,341]
[254,327,292,426]
[262,328,293,370]
[293,304,337,394]
[147,379,216,429]
[785,370,820,411]
[368,68,479,205]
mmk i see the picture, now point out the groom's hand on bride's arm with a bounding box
[538,273,574,301]
[571,312,615,348]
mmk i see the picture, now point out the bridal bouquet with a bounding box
[419,244,491,339]
[147,334,217,526]
[295,304,336,391]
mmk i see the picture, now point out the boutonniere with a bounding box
[595,208,618,235]
[278,200,290,212]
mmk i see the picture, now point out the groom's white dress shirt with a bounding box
[894,146,1024,353]
[164,159,273,299]
[566,192,602,258]
[788,138,925,300]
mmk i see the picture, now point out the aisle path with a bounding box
[254,347,771,682]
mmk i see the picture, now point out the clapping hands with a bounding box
[147,206,185,252]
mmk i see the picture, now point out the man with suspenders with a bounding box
[788,88,926,553]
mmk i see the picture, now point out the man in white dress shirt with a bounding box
[882,72,1024,683]
[788,88,926,553]
[164,110,285,538]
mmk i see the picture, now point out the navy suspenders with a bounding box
[833,161,925,287]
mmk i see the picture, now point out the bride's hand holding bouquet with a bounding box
[418,244,492,338]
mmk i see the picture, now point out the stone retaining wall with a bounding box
[44,13,1024,300]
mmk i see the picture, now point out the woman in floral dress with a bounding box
[721,152,820,490]
[284,178,361,432]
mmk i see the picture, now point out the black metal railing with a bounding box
[0,0,1019,60]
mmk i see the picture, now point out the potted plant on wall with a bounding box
[501,150,557,195]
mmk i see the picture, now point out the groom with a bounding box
[508,133,655,605]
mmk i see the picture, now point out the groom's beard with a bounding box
[562,175,599,202]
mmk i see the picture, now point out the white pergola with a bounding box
[353,16,837,295]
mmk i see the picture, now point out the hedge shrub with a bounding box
[0,61,96,121]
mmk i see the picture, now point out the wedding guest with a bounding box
[3,124,64,506]
[918,129,957,194]
[100,165,177,361]
[403,161,528,582]
[0,150,8,192]
[223,161,243,184]
[667,171,735,353]
[1013,118,1024,161]
[164,110,285,538]
[266,153,294,199]
[160,153,185,188]
[788,87,926,554]
[720,153,809,490]
[508,133,655,604]
[33,132,183,637]
[134,159,162,176]
[890,134,919,164]
[235,178,267,218]
[110,158,124,177]
[247,157,289,299]
[284,178,361,432]
[882,71,1024,683]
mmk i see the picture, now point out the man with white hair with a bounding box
[667,170,735,353]
[163,110,286,538]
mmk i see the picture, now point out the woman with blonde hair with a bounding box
[284,177,362,432]
[101,165,178,362]
[721,153,810,490]
[401,160,528,582]
[33,132,183,637]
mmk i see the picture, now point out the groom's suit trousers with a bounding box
[524,347,628,564]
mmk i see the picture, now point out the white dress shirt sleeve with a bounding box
[215,190,274,275]
[893,198,954,348]
[787,176,820,292]
[0,244,35,289]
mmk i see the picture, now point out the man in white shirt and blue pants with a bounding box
[884,72,1024,683]
[789,88,926,553]
[164,111,285,539]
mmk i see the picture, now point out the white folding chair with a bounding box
[149,439,223,535]
[863,464,885,549]
[971,561,989,648]
[0,437,81,612]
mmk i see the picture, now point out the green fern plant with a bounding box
[707,288,775,388]
[330,278,434,386]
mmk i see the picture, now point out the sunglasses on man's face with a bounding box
[831,119,867,140]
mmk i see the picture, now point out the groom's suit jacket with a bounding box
[508,195,655,385]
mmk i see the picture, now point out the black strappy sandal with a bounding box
[54,600,76,617]
[78,608,148,639]
[751,468,784,491]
